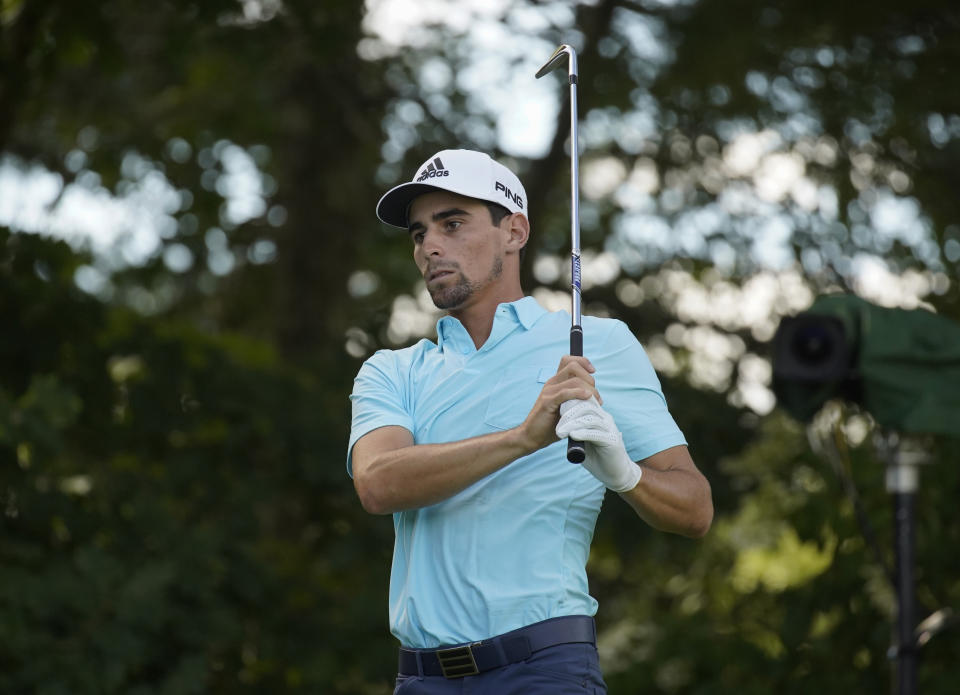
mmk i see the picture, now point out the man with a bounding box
[348,149,712,694]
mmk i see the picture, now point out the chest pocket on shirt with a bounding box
[482,365,553,431]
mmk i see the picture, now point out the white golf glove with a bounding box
[555,397,642,493]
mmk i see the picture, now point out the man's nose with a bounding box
[421,228,444,256]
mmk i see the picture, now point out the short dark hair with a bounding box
[485,201,527,263]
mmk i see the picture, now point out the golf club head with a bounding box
[535,44,578,79]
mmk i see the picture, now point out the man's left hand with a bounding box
[555,398,642,493]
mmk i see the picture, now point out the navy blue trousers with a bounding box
[393,642,607,694]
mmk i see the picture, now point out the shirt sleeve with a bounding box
[592,319,687,462]
[346,349,415,477]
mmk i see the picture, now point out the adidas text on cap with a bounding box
[376,149,528,228]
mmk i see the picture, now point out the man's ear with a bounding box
[504,213,530,255]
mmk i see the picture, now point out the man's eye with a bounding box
[412,232,425,244]
[446,221,461,231]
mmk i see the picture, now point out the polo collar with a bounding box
[508,295,547,330]
[435,296,547,352]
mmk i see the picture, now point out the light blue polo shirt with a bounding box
[347,296,686,648]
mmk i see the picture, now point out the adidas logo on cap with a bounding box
[416,157,450,182]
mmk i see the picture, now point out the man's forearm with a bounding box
[618,452,713,538]
[353,427,535,514]
[554,401,713,538]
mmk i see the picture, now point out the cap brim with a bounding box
[376,182,453,228]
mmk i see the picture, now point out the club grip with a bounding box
[567,325,586,463]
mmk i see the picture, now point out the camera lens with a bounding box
[791,324,835,366]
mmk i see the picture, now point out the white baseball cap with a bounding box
[376,149,528,228]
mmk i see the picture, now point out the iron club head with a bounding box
[535,44,578,80]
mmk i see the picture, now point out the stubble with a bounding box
[428,255,504,310]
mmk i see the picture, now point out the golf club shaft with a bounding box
[566,54,585,465]
[536,45,585,464]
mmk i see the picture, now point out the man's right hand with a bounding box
[517,355,603,454]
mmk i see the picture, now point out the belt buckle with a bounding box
[436,643,480,679]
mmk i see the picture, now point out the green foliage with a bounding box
[0,230,396,692]
[595,411,959,693]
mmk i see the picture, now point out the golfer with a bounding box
[348,149,712,694]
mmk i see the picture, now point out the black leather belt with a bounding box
[398,615,597,679]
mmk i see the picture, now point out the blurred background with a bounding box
[1,0,958,692]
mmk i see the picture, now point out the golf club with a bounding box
[536,44,586,464]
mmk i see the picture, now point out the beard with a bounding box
[427,255,503,310]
